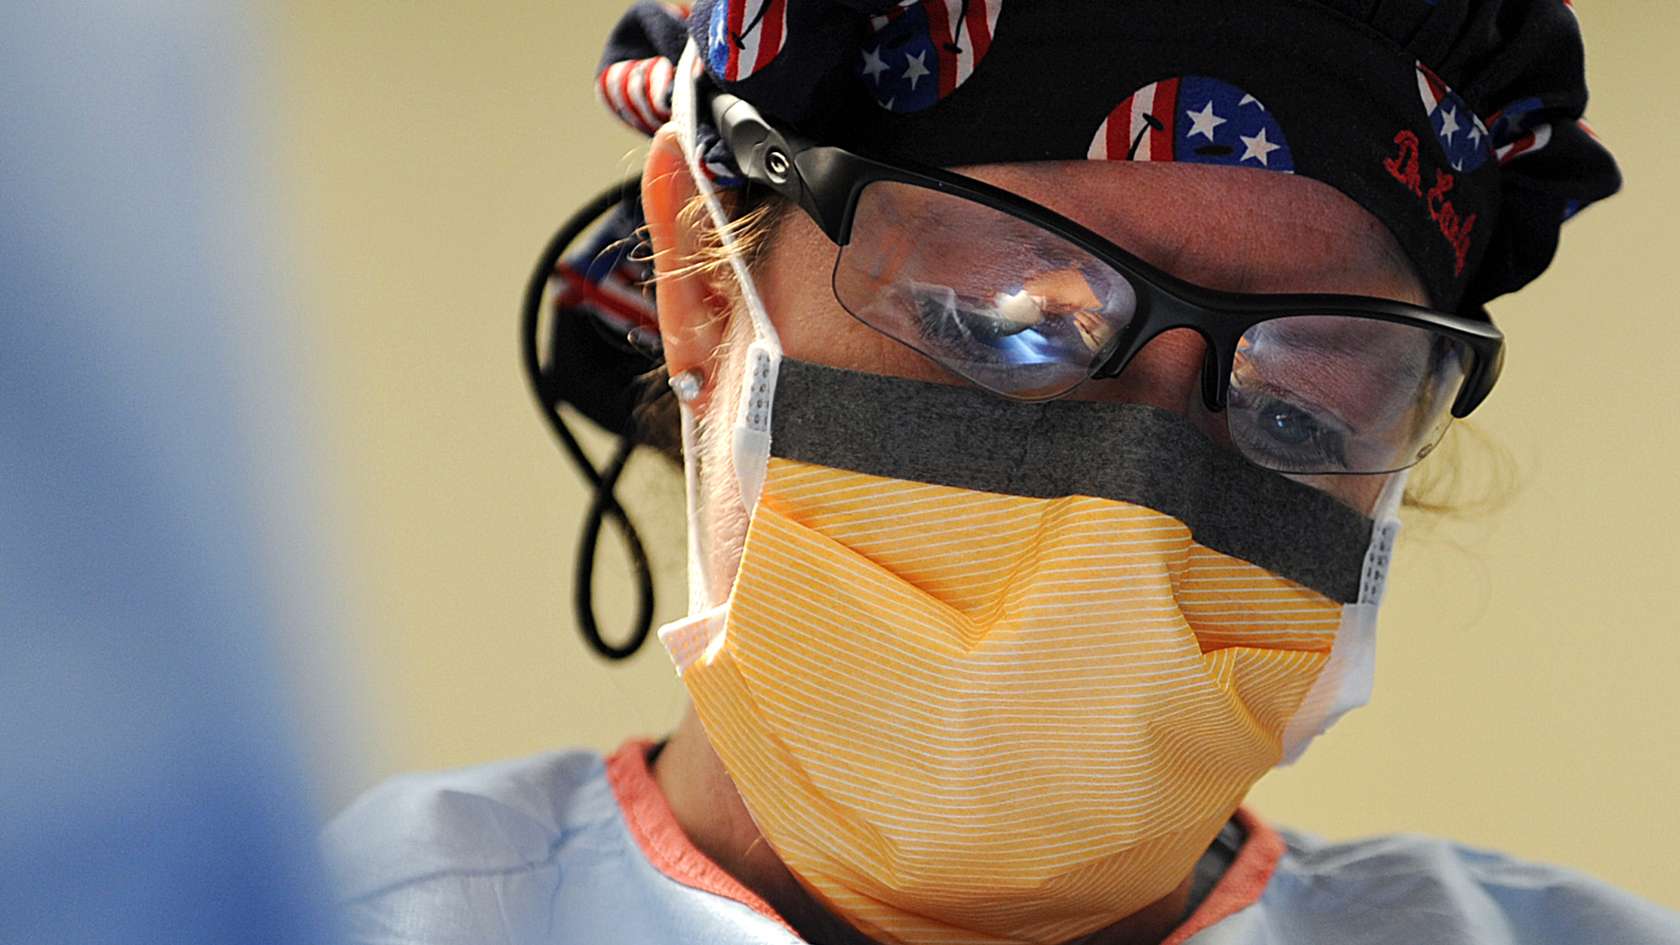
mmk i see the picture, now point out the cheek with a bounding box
[1286,471,1395,517]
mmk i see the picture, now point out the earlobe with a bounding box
[643,127,729,405]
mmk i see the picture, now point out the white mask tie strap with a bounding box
[671,40,782,514]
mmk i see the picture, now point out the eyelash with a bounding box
[1227,385,1353,470]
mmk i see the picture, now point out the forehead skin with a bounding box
[979,161,1426,302]
[747,160,1428,510]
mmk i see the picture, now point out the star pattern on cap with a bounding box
[1439,106,1460,143]
[861,46,889,84]
[1240,127,1282,165]
[1186,100,1227,142]
[593,0,1620,322]
[1413,62,1492,176]
[902,50,930,90]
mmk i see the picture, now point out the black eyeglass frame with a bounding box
[711,93,1505,419]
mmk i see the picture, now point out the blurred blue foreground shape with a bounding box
[2,3,343,944]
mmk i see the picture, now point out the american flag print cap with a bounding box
[1088,77,1296,175]
[593,0,1621,312]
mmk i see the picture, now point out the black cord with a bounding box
[521,175,656,660]
[575,422,654,658]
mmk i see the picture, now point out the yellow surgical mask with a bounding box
[659,357,1403,945]
[659,59,1404,944]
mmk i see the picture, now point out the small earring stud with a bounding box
[668,369,705,403]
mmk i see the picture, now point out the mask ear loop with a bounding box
[1361,468,1410,606]
[1276,468,1411,765]
[669,39,784,615]
[675,382,711,616]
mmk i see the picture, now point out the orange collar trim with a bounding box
[604,738,1284,942]
[1161,806,1286,945]
[605,738,797,935]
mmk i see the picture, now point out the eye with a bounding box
[1257,399,1323,447]
[1228,387,1352,471]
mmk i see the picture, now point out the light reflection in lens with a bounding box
[836,181,1139,400]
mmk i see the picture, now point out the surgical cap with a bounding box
[594,0,1621,312]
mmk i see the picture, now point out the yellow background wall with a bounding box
[274,1,1679,909]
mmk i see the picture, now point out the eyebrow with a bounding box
[1282,330,1429,388]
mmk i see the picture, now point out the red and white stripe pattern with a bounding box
[1415,62,1447,114]
[712,0,789,82]
[1088,78,1179,162]
[552,262,656,334]
[1412,61,1494,172]
[1494,121,1552,164]
[596,55,676,136]
[874,0,1001,99]
[1487,97,1556,167]
[1415,67,1488,140]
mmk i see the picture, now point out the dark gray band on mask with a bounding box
[768,358,1374,604]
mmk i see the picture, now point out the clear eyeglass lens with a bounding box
[1227,315,1473,475]
[833,180,1139,400]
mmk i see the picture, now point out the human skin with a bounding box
[640,125,1428,945]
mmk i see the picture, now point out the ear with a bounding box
[643,126,731,406]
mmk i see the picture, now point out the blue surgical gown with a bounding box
[322,743,1679,944]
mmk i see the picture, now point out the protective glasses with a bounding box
[712,94,1505,475]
